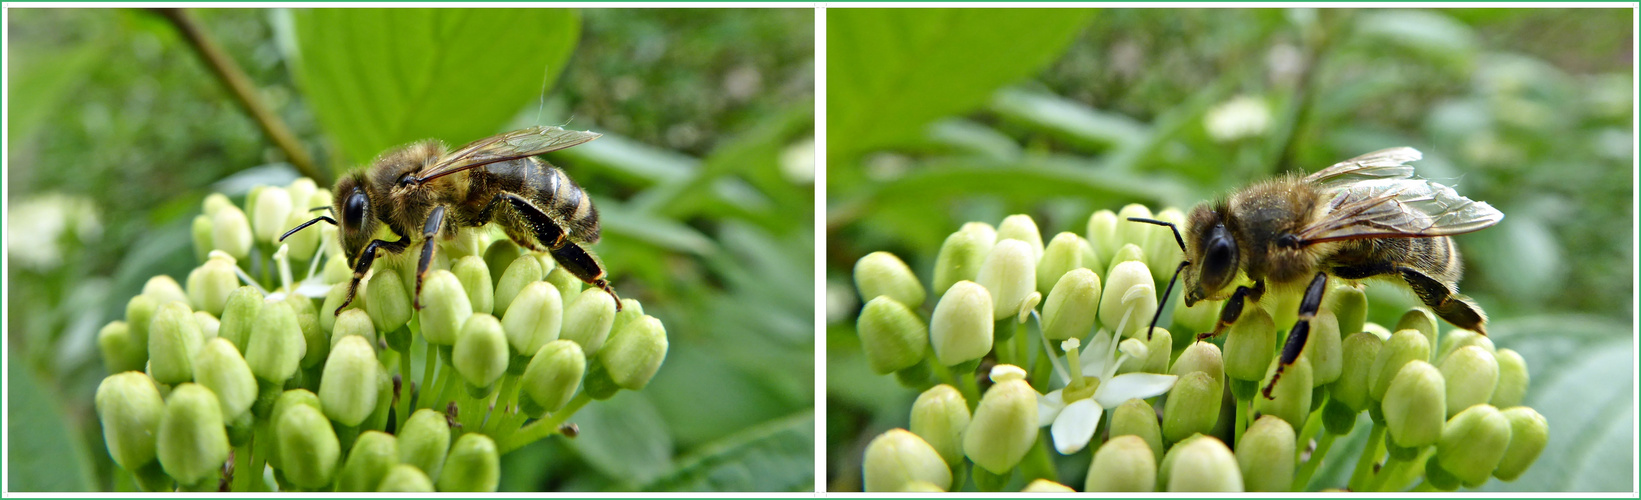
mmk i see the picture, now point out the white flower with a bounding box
[1035,304,1176,455]
[1204,95,1271,143]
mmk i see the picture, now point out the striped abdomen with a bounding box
[473,158,601,244]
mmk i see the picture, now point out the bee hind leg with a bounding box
[1399,267,1487,335]
[1263,272,1328,399]
[500,193,623,311]
[412,206,447,310]
[339,237,411,315]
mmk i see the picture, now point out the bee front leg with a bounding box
[413,206,447,310]
[338,237,411,315]
[1197,280,1267,341]
[1262,272,1329,399]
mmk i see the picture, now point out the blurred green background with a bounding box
[7,7,814,492]
[826,8,1632,492]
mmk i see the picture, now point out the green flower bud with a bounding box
[1106,243,1146,273]
[1164,435,1242,492]
[418,269,473,346]
[1383,360,1445,448]
[1022,479,1074,492]
[1164,371,1222,443]
[1363,321,1393,341]
[1085,434,1157,492]
[862,428,951,492]
[322,251,351,286]
[128,291,164,353]
[1302,310,1343,385]
[1108,398,1164,465]
[1120,327,1172,374]
[855,296,927,373]
[148,301,203,385]
[608,299,646,340]
[437,433,500,492]
[1042,268,1101,341]
[909,384,970,467]
[1437,328,1495,363]
[99,321,145,373]
[1171,297,1220,338]
[561,288,617,355]
[1255,355,1314,431]
[963,365,1037,474]
[1114,204,1154,251]
[1433,404,1511,488]
[483,239,523,280]
[1223,306,1277,382]
[192,338,256,422]
[262,389,319,470]
[1395,307,1440,359]
[252,186,293,245]
[1369,329,1432,402]
[1331,332,1384,412]
[932,226,992,296]
[276,403,341,488]
[336,430,398,492]
[210,204,252,260]
[1142,208,1185,285]
[365,270,412,334]
[1100,260,1156,339]
[1086,209,1120,268]
[1439,346,1499,418]
[1494,407,1548,481]
[318,280,357,333]
[1036,232,1085,295]
[95,372,165,471]
[854,251,927,307]
[192,214,213,261]
[1237,416,1296,492]
[928,281,992,366]
[320,336,381,427]
[282,210,321,261]
[144,275,191,307]
[1490,349,1530,408]
[286,294,327,369]
[1324,282,1367,334]
[975,239,1036,320]
[521,340,585,414]
[502,281,563,357]
[600,314,668,390]
[331,309,377,350]
[193,311,220,340]
[493,255,545,316]
[997,214,1045,259]
[452,256,495,315]
[202,192,233,216]
[377,463,435,492]
[544,265,583,302]
[1171,341,1225,384]
[155,383,230,487]
[454,314,509,390]
[399,409,452,479]
[245,300,306,384]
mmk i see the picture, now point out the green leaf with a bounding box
[650,412,814,492]
[569,391,674,488]
[6,362,94,491]
[287,8,580,169]
[827,9,1093,164]
[6,33,106,145]
[990,87,1148,152]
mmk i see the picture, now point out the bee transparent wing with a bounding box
[1304,147,1422,187]
[1298,178,1504,243]
[416,126,601,183]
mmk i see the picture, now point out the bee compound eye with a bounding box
[343,191,369,230]
[1201,231,1238,289]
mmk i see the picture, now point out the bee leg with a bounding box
[1399,266,1488,335]
[1262,272,1329,399]
[338,237,411,315]
[1197,280,1267,341]
[412,206,447,310]
[500,193,623,311]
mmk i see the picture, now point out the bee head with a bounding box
[333,174,379,268]
[1183,205,1238,305]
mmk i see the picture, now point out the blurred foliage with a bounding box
[8,7,814,492]
[825,8,1631,492]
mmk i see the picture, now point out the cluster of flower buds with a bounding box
[94,179,668,492]
[853,207,1544,492]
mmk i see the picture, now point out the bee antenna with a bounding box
[1147,260,1190,340]
[1127,217,1187,253]
[280,215,337,242]
[307,205,332,213]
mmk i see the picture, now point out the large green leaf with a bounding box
[568,391,674,488]
[7,363,95,491]
[827,9,1093,166]
[650,412,814,492]
[286,8,580,169]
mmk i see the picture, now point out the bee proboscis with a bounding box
[1131,147,1503,398]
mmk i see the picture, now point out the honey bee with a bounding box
[281,126,620,314]
[1131,147,1502,398]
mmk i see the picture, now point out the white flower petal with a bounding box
[1050,398,1104,455]
[1037,389,1067,427]
[1093,372,1178,408]
[1081,332,1111,374]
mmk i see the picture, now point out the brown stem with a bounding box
[150,8,324,182]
